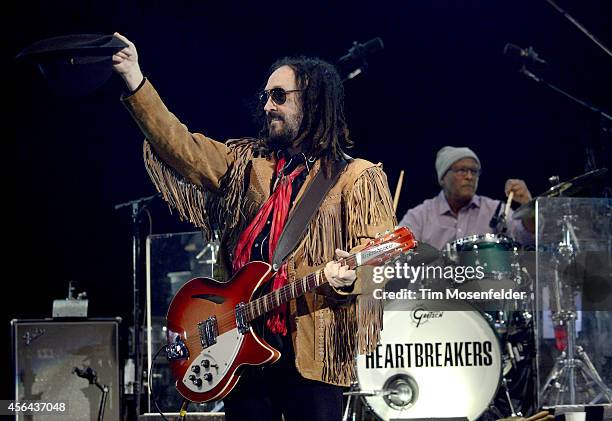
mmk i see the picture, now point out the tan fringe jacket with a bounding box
[122,79,397,386]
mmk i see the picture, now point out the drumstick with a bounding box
[393,170,404,212]
[505,191,514,217]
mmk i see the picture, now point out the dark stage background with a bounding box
[4,0,611,404]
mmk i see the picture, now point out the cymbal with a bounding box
[512,168,608,220]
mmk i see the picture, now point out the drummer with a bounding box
[398,146,535,249]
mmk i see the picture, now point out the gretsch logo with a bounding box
[411,307,444,328]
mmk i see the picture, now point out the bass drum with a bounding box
[357,300,502,421]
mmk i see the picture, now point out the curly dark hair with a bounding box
[255,56,353,177]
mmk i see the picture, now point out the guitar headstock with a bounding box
[359,227,417,266]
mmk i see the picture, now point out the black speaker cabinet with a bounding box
[11,318,121,420]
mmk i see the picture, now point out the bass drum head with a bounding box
[357,300,502,421]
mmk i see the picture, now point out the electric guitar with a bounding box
[165,226,416,402]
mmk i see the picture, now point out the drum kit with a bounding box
[345,169,610,421]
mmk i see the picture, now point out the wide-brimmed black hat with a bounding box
[17,34,128,97]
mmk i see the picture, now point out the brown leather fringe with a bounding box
[213,138,259,232]
[301,199,344,266]
[345,165,397,250]
[355,294,384,354]
[143,141,213,235]
[321,165,396,383]
[143,138,260,242]
[322,305,357,384]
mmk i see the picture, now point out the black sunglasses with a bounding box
[259,88,303,106]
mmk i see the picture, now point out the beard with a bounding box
[265,111,301,149]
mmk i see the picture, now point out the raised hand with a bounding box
[504,178,532,205]
[112,32,144,92]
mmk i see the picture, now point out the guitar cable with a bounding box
[149,344,170,421]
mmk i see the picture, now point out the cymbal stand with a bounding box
[539,213,612,406]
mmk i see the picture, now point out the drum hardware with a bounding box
[443,232,538,419]
[500,377,520,417]
[513,169,609,221]
[343,382,377,421]
[539,208,612,406]
[342,382,390,421]
[381,374,419,411]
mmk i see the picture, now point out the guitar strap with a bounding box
[271,157,348,271]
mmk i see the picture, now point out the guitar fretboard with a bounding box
[244,255,358,321]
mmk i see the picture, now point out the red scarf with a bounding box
[233,157,305,335]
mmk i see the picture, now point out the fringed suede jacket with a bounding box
[122,79,396,386]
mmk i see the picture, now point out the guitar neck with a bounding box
[245,255,358,321]
[242,227,416,322]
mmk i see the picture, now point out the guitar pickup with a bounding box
[198,316,218,348]
[235,302,249,334]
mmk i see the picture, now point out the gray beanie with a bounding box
[435,146,481,183]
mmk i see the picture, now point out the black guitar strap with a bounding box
[271,158,348,271]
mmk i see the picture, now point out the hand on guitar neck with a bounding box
[324,249,357,289]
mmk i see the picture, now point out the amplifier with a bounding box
[11,318,121,421]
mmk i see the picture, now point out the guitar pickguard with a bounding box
[181,328,244,394]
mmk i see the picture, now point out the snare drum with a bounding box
[445,233,519,279]
[357,300,502,421]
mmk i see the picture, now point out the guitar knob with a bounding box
[203,373,213,382]
[189,374,196,381]
[194,378,203,387]
[201,359,211,369]
[191,365,201,374]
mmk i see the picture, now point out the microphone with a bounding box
[489,201,502,230]
[73,366,97,383]
[503,43,547,66]
[339,37,384,63]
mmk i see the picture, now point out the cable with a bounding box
[149,344,170,421]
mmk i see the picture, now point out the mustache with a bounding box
[266,112,284,124]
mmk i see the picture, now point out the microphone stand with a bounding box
[519,67,612,123]
[545,0,612,59]
[73,367,110,421]
[518,66,612,192]
[114,192,160,418]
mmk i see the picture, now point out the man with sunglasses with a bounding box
[112,33,396,420]
[398,146,535,250]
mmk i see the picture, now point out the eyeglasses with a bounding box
[449,167,482,177]
[259,88,303,106]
